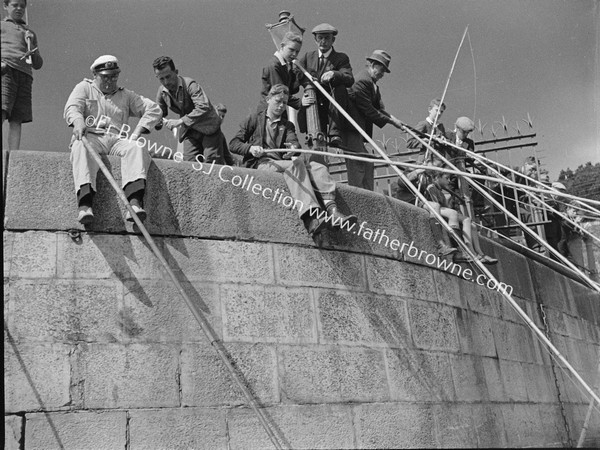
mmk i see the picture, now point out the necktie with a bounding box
[318,55,325,73]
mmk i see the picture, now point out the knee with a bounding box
[308,161,326,172]
[70,139,86,157]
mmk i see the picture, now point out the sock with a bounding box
[124,179,146,208]
[449,226,463,248]
[428,217,445,246]
[77,183,94,208]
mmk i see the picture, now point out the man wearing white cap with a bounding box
[298,23,353,147]
[64,55,161,224]
[344,50,404,190]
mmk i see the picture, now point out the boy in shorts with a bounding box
[1,0,43,150]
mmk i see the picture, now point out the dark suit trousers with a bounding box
[183,128,225,163]
[342,129,374,191]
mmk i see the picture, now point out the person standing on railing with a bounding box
[406,98,448,165]
[444,117,476,218]
[259,32,303,112]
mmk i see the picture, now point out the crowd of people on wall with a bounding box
[1,1,579,264]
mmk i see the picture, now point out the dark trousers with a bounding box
[182,128,225,163]
[341,129,374,191]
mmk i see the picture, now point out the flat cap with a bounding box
[455,116,474,132]
[91,55,120,74]
[312,23,338,35]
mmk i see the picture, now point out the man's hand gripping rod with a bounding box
[292,58,600,406]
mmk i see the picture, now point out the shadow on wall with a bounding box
[4,323,66,449]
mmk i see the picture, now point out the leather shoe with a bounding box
[453,252,473,263]
[479,254,498,265]
[437,243,457,256]
[126,204,147,222]
[326,203,357,229]
[77,206,94,225]
[302,213,327,236]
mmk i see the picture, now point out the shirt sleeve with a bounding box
[330,53,354,87]
[63,81,88,126]
[406,121,428,149]
[229,115,255,157]
[155,89,168,118]
[353,78,392,129]
[180,80,215,127]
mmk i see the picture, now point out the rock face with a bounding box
[4,150,599,449]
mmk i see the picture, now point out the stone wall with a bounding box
[4,151,600,449]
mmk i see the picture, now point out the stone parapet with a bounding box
[4,151,599,448]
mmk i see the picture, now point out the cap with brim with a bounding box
[366,50,391,73]
[91,55,121,74]
[552,182,567,191]
[312,23,338,36]
[455,116,474,132]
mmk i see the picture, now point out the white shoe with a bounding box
[77,206,94,224]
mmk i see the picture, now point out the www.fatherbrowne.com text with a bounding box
[86,113,512,295]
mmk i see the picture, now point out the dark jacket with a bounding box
[297,48,354,132]
[229,110,300,169]
[406,119,446,149]
[347,68,392,137]
[260,55,301,110]
[443,131,474,165]
[156,76,221,139]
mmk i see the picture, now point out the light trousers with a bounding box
[257,158,336,217]
[70,133,151,193]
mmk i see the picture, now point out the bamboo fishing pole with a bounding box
[416,26,470,204]
[80,137,284,450]
[292,58,600,405]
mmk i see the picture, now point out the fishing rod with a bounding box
[418,26,470,199]
[419,133,600,245]
[80,138,284,450]
[293,57,600,405]
[404,123,600,208]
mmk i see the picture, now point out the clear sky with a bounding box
[4,0,599,179]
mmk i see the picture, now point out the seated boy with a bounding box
[426,170,497,264]
[230,84,357,236]
[1,0,43,150]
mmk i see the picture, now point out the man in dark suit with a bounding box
[230,84,357,236]
[153,56,224,163]
[260,32,303,111]
[297,23,354,147]
[344,50,405,190]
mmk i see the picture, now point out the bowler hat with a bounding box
[312,23,338,35]
[91,55,120,74]
[366,50,391,73]
[455,116,474,132]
